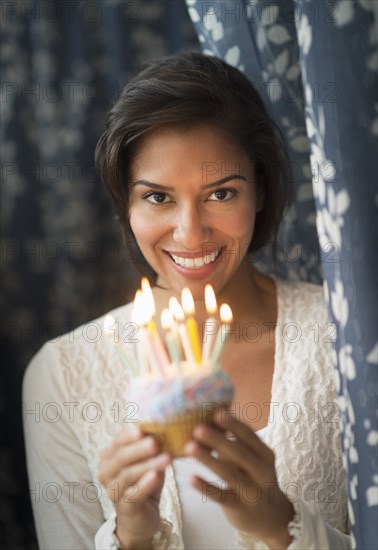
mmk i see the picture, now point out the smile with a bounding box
[169,248,221,270]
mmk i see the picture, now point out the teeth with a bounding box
[170,249,220,269]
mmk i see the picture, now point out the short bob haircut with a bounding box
[95,51,292,281]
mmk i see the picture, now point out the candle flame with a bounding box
[161,308,174,331]
[169,296,185,322]
[181,287,195,316]
[132,289,147,325]
[103,314,114,335]
[220,303,233,323]
[204,284,217,315]
[141,277,156,318]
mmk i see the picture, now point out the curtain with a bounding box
[0,1,198,547]
[185,1,377,548]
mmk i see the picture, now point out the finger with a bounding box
[214,412,274,463]
[103,436,162,480]
[191,424,263,476]
[112,426,147,450]
[134,470,165,503]
[100,426,144,460]
[110,452,171,492]
[185,439,248,486]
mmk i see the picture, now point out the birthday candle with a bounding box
[167,298,185,361]
[150,327,171,371]
[161,308,182,367]
[133,289,167,377]
[210,303,233,368]
[181,288,202,364]
[103,314,138,377]
[131,291,152,375]
[142,290,170,375]
[202,284,219,363]
[141,277,157,335]
[169,296,196,364]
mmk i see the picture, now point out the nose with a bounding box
[172,203,211,249]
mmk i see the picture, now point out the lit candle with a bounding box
[169,297,185,361]
[141,277,170,367]
[141,277,157,335]
[210,303,233,368]
[131,290,153,375]
[161,308,182,367]
[169,296,196,364]
[141,289,170,375]
[103,314,138,377]
[202,284,219,363]
[181,288,202,364]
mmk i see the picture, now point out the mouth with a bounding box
[167,248,222,270]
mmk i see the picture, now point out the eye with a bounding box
[144,192,170,204]
[208,188,238,202]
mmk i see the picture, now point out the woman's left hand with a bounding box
[185,411,294,549]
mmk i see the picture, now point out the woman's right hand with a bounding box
[98,426,172,549]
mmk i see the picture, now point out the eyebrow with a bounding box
[131,174,248,191]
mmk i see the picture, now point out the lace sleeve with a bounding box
[94,511,175,550]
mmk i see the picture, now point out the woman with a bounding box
[23,52,350,549]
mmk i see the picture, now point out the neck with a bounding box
[152,260,276,328]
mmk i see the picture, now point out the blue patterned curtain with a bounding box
[0,2,198,546]
[185,1,377,548]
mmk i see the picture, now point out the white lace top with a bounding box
[23,278,351,549]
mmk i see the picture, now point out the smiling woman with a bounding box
[23,52,351,550]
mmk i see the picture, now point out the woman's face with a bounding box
[128,124,262,298]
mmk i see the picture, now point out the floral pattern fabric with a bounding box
[185,1,378,548]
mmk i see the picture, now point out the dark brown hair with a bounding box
[95,51,292,280]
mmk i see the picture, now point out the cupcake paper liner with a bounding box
[139,401,232,457]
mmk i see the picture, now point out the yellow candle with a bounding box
[181,288,202,364]
[169,297,195,364]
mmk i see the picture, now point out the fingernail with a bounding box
[143,436,156,449]
[185,441,196,454]
[193,424,207,438]
[155,453,170,466]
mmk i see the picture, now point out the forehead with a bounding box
[130,124,253,184]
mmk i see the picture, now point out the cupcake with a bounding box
[129,362,234,457]
[128,280,234,457]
